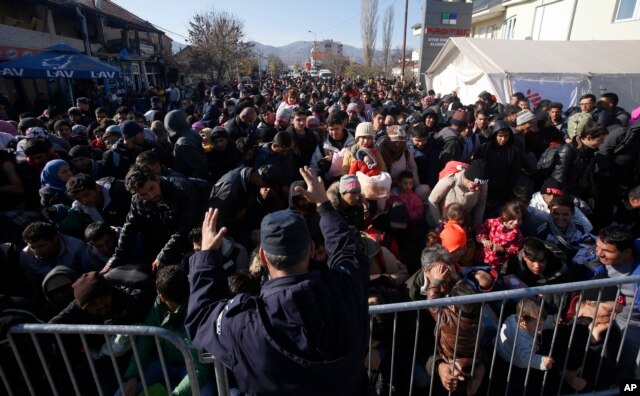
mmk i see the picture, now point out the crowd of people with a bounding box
[0,73,639,395]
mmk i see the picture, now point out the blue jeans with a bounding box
[114,356,213,396]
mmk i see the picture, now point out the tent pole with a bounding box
[68,78,74,106]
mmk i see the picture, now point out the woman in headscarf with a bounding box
[40,159,73,208]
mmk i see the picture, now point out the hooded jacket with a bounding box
[185,204,370,395]
[209,167,259,238]
[473,125,521,202]
[435,126,463,171]
[427,171,488,228]
[505,244,568,287]
[348,148,381,176]
[165,110,208,179]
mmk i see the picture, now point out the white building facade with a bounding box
[472,0,640,41]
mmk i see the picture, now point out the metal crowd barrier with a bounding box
[3,275,639,396]
[0,324,217,396]
[367,275,640,396]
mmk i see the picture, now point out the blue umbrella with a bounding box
[0,43,120,79]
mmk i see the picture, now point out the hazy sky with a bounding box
[111,0,424,50]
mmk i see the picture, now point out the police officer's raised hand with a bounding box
[201,208,227,251]
[296,166,329,206]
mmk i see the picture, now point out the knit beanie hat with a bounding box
[440,221,467,253]
[339,174,361,194]
[355,122,375,139]
[192,121,205,133]
[120,120,143,139]
[464,159,489,184]
[104,125,122,138]
[450,109,468,127]
[72,271,110,308]
[516,110,535,126]
[540,178,564,196]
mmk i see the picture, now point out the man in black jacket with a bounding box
[224,106,257,142]
[186,166,370,395]
[208,166,274,242]
[435,109,466,171]
[66,173,131,227]
[101,165,200,273]
[551,121,607,210]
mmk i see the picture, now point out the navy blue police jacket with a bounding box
[185,203,370,395]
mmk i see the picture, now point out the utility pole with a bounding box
[401,0,408,79]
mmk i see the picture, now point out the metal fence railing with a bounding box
[3,275,638,396]
[1,324,210,396]
[367,275,640,396]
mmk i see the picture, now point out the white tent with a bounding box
[425,38,640,111]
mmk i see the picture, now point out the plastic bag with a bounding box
[327,147,348,177]
[92,334,132,359]
[357,171,392,199]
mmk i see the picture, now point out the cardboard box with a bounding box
[31,17,44,32]
[4,17,20,27]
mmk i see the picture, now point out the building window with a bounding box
[503,17,517,39]
[615,0,639,21]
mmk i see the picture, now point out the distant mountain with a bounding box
[172,41,187,55]
[251,41,375,67]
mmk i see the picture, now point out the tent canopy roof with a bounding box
[0,43,119,79]
[427,38,640,75]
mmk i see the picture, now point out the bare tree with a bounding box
[360,0,379,68]
[391,45,413,64]
[325,52,351,77]
[188,9,253,83]
[381,5,394,74]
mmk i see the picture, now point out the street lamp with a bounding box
[308,30,317,70]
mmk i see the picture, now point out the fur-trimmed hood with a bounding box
[326,181,365,209]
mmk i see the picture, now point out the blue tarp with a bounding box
[0,44,120,79]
